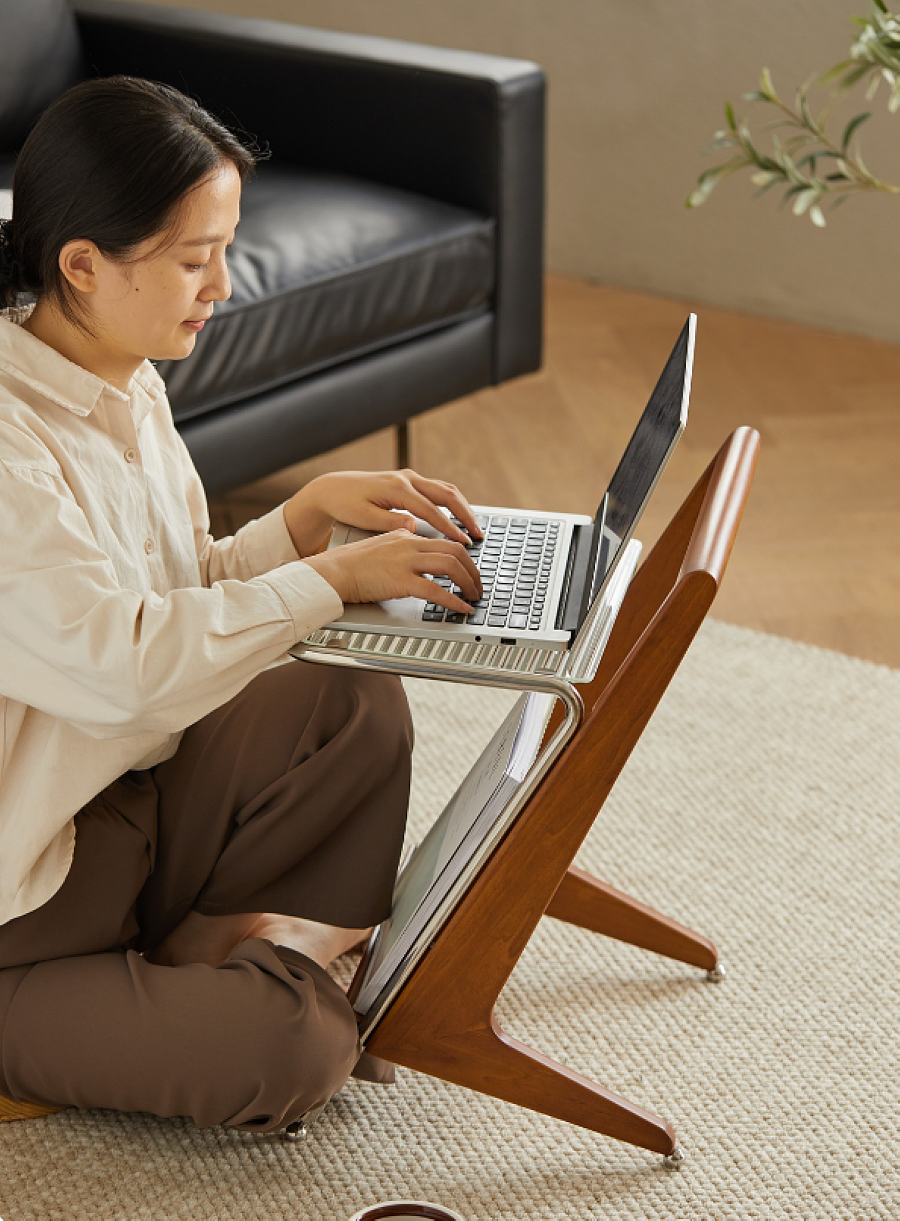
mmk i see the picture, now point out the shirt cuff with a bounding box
[234,504,302,577]
[258,560,344,640]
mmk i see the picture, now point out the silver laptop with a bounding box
[320,315,695,653]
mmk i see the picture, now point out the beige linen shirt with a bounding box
[0,308,344,926]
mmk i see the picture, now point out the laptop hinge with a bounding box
[555,523,595,633]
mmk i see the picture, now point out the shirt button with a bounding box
[124,448,138,463]
[144,539,154,554]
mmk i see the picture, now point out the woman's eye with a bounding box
[186,263,207,272]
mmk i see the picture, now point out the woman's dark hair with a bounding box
[0,76,257,325]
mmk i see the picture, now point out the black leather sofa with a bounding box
[0,0,545,495]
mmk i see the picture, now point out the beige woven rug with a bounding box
[1,620,898,1220]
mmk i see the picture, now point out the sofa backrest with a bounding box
[0,0,84,153]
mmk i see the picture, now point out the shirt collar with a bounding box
[0,306,167,428]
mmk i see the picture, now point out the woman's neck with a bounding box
[21,301,140,394]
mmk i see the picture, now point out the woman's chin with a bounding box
[159,331,200,361]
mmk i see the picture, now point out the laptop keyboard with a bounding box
[422,514,561,631]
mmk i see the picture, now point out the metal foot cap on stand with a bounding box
[663,1145,686,1169]
[282,1119,308,1141]
[706,962,726,984]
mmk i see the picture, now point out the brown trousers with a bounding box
[0,660,413,1132]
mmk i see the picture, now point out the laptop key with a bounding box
[488,614,508,627]
[509,614,528,629]
[468,611,486,625]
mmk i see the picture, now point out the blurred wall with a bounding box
[120,0,900,344]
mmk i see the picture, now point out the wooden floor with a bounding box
[210,274,900,670]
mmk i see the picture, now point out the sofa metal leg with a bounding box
[395,420,409,469]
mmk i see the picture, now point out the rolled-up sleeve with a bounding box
[0,462,343,738]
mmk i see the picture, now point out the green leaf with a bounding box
[752,177,784,200]
[778,184,806,209]
[686,184,713,209]
[780,154,809,188]
[760,67,777,100]
[725,100,736,130]
[686,176,720,209]
[792,187,820,216]
[686,158,748,208]
[818,59,856,87]
[809,204,827,227]
[833,62,873,93]
[841,111,871,151]
[796,86,818,134]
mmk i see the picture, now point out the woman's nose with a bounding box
[203,257,231,303]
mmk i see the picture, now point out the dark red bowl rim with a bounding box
[352,1204,460,1221]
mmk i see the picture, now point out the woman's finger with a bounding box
[410,537,482,597]
[420,553,482,602]
[395,486,472,544]
[410,576,474,615]
[404,473,483,541]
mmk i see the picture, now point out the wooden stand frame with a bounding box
[360,427,760,1156]
[0,428,759,1141]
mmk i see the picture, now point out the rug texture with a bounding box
[1,620,898,1221]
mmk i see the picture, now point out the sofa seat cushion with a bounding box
[160,165,496,423]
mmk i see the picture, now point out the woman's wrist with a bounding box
[283,479,335,558]
[302,551,351,603]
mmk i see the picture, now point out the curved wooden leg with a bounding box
[0,1094,65,1122]
[368,1014,677,1155]
[547,867,718,970]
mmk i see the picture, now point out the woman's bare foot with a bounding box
[145,910,373,971]
[248,914,373,970]
[145,910,260,968]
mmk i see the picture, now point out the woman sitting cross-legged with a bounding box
[0,76,483,1132]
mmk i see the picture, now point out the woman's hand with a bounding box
[283,469,484,558]
[303,527,482,614]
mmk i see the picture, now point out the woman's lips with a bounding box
[183,319,206,332]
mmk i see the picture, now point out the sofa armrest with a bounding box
[72,0,544,382]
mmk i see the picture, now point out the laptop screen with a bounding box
[578,315,695,623]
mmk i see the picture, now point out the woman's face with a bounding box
[76,161,242,370]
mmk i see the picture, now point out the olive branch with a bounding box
[687,0,900,225]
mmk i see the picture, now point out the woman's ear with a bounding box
[58,240,100,295]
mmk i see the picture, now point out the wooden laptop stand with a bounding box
[0,429,759,1151]
[347,427,760,1161]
